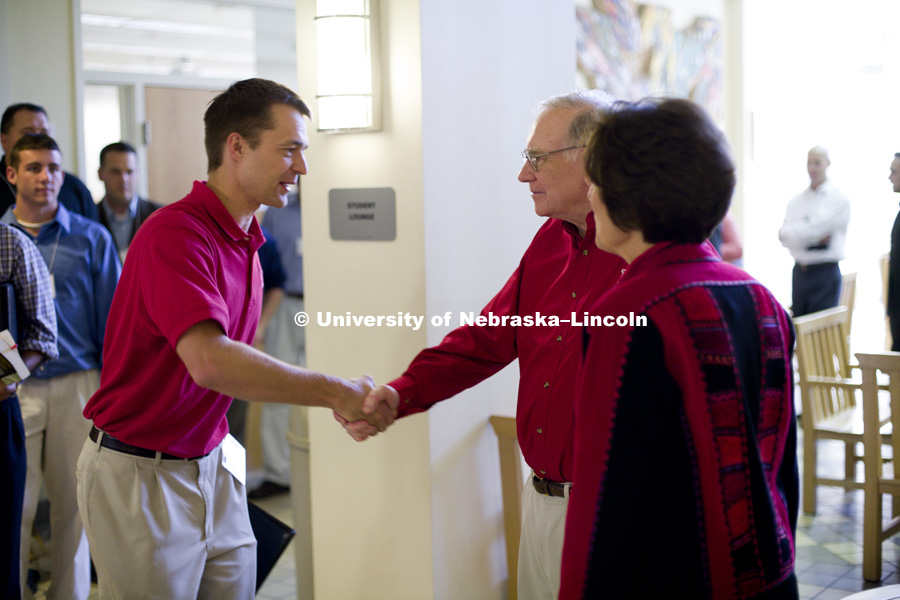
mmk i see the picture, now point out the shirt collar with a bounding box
[619,240,721,284]
[561,214,597,251]
[0,201,71,234]
[191,181,265,252]
[809,179,832,195]
[101,194,139,220]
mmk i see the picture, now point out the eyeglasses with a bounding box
[521,145,584,172]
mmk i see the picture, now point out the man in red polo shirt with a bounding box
[339,90,626,599]
[77,78,394,599]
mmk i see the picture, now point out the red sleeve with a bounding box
[391,259,526,417]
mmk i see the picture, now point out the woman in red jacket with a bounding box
[559,98,798,600]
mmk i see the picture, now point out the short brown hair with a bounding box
[584,98,735,244]
[204,78,310,172]
[1,103,47,135]
[99,141,137,167]
[9,132,60,170]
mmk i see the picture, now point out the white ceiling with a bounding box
[80,0,294,78]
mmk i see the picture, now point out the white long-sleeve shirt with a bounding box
[778,180,851,265]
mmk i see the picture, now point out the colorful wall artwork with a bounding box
[576,0,723,121]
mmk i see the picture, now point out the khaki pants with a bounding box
[517,481,569,600]
[76,434,256,600]
[19,369,97,600]
[260,296,307,485]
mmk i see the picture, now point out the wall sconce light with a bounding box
[315,0,381,133]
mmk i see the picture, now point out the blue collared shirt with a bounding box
[258,226,286,292]
[2,203,121,378]
[261,195,302,295]
[100,195,139,252]
[0,223,58,360]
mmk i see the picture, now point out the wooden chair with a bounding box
[490,415,522,600]
[839,271,857,343]
[857,352,900,581]
[795,306,863,513]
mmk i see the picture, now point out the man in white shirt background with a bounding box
[779,146,851,316]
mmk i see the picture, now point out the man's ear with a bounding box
[225,132,245,163]
[6,165,16,186]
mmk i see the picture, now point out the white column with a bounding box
[295,1,577,598]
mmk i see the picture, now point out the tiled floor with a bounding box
[31,490,297,599]
[796,430,900,599]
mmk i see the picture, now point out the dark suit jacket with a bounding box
[889,208,900,315]
[98,197,162,253]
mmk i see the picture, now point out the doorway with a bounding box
[143,86,216,204]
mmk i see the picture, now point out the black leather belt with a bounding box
[90,426,206,461]
[532,474,570,498]
[796,261,838,272]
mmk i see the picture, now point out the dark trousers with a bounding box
[890,313,900,353]
[226,399,248,446]
[1,394,25,600]
[792,262,841,317]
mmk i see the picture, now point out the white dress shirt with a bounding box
[778,180,851,265]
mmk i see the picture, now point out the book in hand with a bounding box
[0,329,30,385]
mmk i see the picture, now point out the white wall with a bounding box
[298,0,577,598]
[419,1,575,597]
[0,0,82,175]
[723,0,746,236]
[297,1,434,598]
[255,5,298,91]
[0,0,10,114]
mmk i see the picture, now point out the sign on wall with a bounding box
[328,188,396,241]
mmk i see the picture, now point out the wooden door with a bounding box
[144,86,216,205]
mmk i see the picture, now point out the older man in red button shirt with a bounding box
[338,90,626,600]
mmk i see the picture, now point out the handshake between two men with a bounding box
[333,383,400,441]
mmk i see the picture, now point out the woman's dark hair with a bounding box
[584,98,735,244]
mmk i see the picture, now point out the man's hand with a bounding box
[0,381,16,402]
[334,385,400,442]
[332,376,398,435]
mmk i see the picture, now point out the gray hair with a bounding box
[539,89,616,146]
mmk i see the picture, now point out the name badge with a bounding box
[221,433,246,486]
